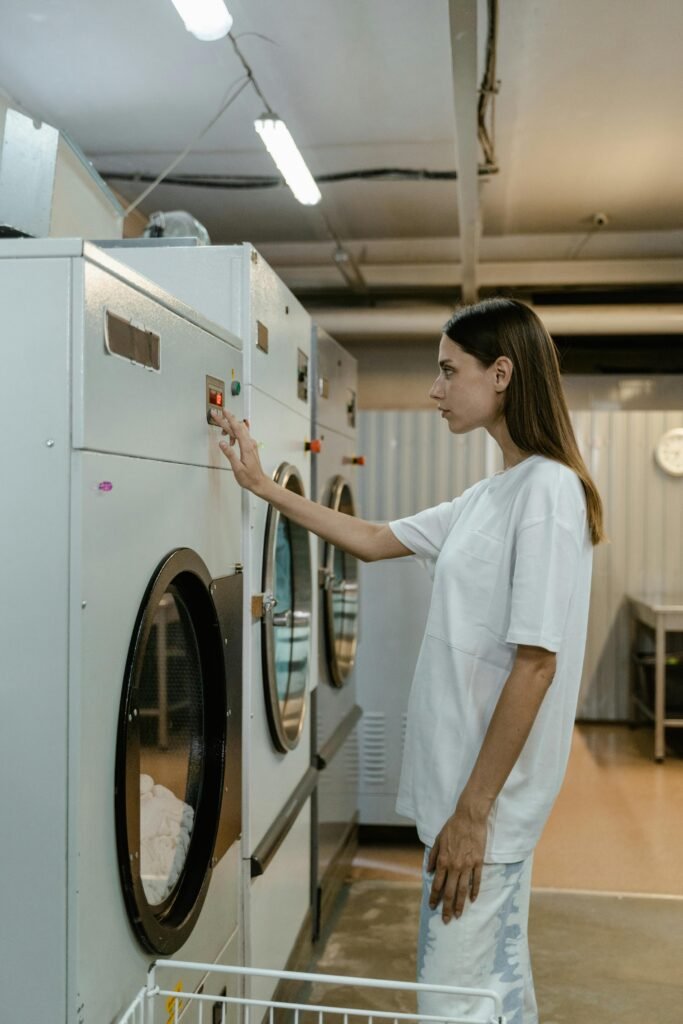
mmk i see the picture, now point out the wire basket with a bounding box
[118,961,506,1024]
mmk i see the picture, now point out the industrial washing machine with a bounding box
[102,242,318,1003]
[0,239,244,1023]
[310,327,363,941]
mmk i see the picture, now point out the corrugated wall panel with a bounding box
[358,408,683,721]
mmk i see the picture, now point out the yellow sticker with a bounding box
[166,981,184,1022]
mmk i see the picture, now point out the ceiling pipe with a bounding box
[276,258,683,292]
[313,304,683,340]
[448,0,481,304]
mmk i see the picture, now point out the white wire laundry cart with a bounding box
[117,962,506,1024]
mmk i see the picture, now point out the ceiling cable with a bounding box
[121,74,250,216]
[117,27,367,291]
[104,166,468,189]
[228,32,276,116]
[225,34,362,285]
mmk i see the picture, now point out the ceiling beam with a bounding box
[312,304,683,341]
[448,0,481,304]
[274,258,683,292]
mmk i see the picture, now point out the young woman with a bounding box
[213,297,604,1023]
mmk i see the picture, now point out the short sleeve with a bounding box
[389,501,457,561]
[505,517,583,653]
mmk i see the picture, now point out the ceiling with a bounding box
[1,0,683,346]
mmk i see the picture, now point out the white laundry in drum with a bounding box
[139,773,195,904]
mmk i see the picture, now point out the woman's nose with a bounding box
[429,378,443,400]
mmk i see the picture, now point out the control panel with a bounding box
[206,374,242,423]
[206,375,225,423]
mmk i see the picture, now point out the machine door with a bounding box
[321,476,359,687]
[115,548,240,954]
[262,463,312,753]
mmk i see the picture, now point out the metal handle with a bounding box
[272,609,312,628]
[316,704,363,771]
[250,767,318,877]
[331,580,359,595]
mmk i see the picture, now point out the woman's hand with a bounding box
[427,800,489,923]
[211,408,270,496]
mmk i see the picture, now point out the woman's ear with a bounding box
[493,356,513,392]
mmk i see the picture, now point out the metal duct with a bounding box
[314,304,683,340]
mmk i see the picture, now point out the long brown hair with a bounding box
[444,298,605,545]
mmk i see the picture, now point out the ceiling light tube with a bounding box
[254,115,321,206]
[169,0,233,41]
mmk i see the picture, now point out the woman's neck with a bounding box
[487,420,530,470]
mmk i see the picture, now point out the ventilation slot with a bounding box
[344,728,360,785]
[361,712,386,787]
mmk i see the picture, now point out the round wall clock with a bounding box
[654,427,683,476]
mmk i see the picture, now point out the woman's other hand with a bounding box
[427,801,488,923]
[212,408,269,496]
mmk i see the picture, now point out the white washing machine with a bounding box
[310,327,363,940]
[100,242,317,1003]
[0,240,244,1023]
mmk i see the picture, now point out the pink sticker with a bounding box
[98,481,113,492]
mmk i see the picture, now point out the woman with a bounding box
[213,297,604,1023]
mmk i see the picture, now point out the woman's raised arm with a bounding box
[212,408,412,563]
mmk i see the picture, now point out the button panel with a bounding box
[206,374,225,423]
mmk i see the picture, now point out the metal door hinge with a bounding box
[251,592,276,619]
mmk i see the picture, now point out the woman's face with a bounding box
[428,334,506,433]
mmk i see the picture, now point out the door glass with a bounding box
[137,588,204,905]
[325,480,359,685]
[274,519,294,701]
[263,464,312,751]
[331,540,359,678]
[273,516,309,735]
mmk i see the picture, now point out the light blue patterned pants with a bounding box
[417,848,538,1024]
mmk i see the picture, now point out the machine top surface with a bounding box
[0,237,243,351]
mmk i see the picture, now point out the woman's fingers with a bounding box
[219,438,238,468]
[440,873,457,923]
[212,408,253,460]
[452,874,470,919]
[211,407,267,495]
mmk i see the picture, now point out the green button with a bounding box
[231,380,241,396]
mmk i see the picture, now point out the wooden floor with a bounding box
[351,723,683,896]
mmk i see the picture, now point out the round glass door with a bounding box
[322,476,359,687]
[262,464,312,752]
[115,549,227,954]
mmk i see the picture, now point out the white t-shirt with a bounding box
[389,454,593,861]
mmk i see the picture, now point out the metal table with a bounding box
[628,595,683,762]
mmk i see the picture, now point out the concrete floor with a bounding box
[305,724,683,1023]
[351,724,683,896]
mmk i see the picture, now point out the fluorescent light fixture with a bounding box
[254,115,321,206]
[170,0,233,41]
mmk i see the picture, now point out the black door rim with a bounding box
[115,547,227,954]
